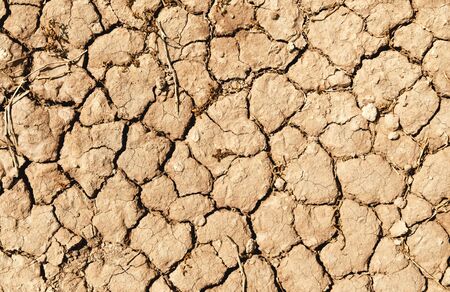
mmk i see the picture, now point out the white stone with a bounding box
[389,220,408,237]
[361,103,378,122]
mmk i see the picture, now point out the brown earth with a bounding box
[0,0,449,291]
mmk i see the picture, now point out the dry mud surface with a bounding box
[0,0,450,291]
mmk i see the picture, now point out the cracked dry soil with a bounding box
[0,0,450,291]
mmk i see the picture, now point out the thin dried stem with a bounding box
[226,236,247,292]
[2,50,87,172]
[157,21,180,115]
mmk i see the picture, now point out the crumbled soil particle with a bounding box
[1,1,449,291]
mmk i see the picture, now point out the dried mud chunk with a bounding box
[118,123,171,184]
[80,89,117,126]
[187,96,265,177]
[181,0,211,13]
[307,7,386,71]
[287,50,351,91]
[60,122,124,196]
[278,244,331,292]
[13,96,75,162]
[166,142,213,196]
[168,194,214,223]
[353,50,421,109]
[212,152,272,212]
[0,181,31,221]
[236,30,297,71]
[346,0,412,37]
[93,172,142,243]
[130,212,192,271]
[251,192,298,256]
[209,37,250,80]
[140,175,177,215]
[25,162,70,204]
[85,246,156,292]
[0,33,26,77]
[393,23,433,60]
[407,221,450,279]
[269,126,307,165]
[54,186,95,239]
[394,78,440,135]
[411,147,450,204]
[41,0,102,49]
[209,0,255,35]
[320,116,372,158]
[174,60,218,107]
[54,227,83,252]
[0,150,25,188]
[0,204,59,256]
[149,277,172,292]
[208,256,277,292]
[331,275,371,292]
[417,99,450,151]
[249,73,304,133]
[4,5,39,41]
[206,256,277,292]
[369,238,408,274]
[300,0,342,13]
[30,52,95,105]
[320,199,380,277]
[290,91,360,136]
[436,212,450,236]
[401,193,432,226]
[87,28,145,79]
[423,41,450,97]
[256,0,304,41]
[337,154,405,204]
[0,252,46,292]
[92,0,118,29]
[143,93,193,140]
[105,54,162,120]
[158,6,209,46]
[108,0,146,29]
[197,210,251,266]
[375,204,400,235]
[284,143,338,204]
[294,204,336,249]
[413,0,450,40]
[372,263,426,292]
[170,244,228,291]
[373,118,420,169]
[428,281,449,292]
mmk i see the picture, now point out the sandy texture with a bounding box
[0,0,449,291]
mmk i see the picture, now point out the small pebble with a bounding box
[274,177,286,190]
[393,238,403,245]
[173,161,184,172]
[389,220,408,237]
[394,197,407,209]
[287,42,296,52]
[384,113,399,130]
[361,103,378,122]
[190,129,200,142]
[388,131,400,140]
[245,239,257,254]
[271,12,280,20]
[194,216,206,226]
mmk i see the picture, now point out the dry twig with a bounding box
[226,236,247,292]
[156,21,180,115]
[3,50,87,172]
